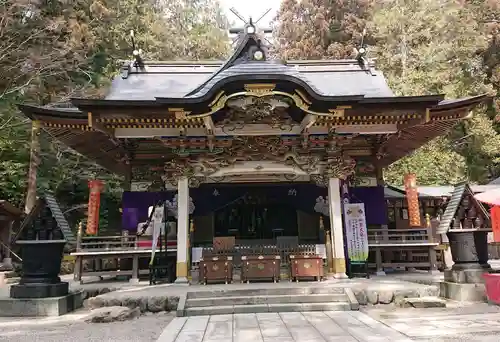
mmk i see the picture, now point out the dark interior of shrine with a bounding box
[213,190,299,240]
[121,182,387,246]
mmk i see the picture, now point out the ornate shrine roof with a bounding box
[17,26,488,179]
[103,59,395,101]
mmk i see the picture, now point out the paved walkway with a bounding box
[366,303,500,341]
[156,312,413,342]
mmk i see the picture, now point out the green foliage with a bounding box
[275,0,500,185]
[0,0,229,231]
[384,138,467,185]
[274,0,373,59]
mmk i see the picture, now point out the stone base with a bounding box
[10,282,69,299]
[400,297,446,308]
[0,290,84,317]
[174,277,189,285]
[440,281,486,302]
[444,267,490,284]
[1,258,13,270]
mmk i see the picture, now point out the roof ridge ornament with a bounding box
[228,7,273,46]
[129,30,145,71]
[354,28,371,73]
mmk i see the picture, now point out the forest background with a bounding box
[1,0,500,232]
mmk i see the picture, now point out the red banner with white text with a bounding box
[86,180,104,235]
[491,206,500,242]
[404,173,421,227]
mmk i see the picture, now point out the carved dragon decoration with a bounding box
[156,136,356,186]
[221,95,294,132]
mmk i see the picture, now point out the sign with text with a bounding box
[344,203,369,262]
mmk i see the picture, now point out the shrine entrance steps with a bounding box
[178,286,358,317]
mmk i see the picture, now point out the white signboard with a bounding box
[344,203,369,262]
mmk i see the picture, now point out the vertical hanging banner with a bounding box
[491,206,500,242]
[86,180,104,235]
[344,203,369,262]
[404,173,421,227]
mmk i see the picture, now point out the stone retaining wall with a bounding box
[84,294,179,313]
[351,286,440,305]
[82,283,440,313]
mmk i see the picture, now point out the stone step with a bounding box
[399,297,446,308]
[186,293,348,307]
[187,286,345,299]
[184,302,352,316]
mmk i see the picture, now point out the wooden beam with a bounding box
[203,116,215,151]
[300,114,317,132]
[203,116,215,135]
[87,112,116,138]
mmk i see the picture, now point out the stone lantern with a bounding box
[436,183,491,301]
[10,195,73,299]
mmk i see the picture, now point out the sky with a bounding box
[219,0,282,27]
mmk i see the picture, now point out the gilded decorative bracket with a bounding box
[188,84,347,119]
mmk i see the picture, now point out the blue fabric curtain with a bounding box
[121,184,387,231]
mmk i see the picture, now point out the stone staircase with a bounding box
[178,286,359,317]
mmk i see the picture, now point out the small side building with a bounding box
[0,201,23,270]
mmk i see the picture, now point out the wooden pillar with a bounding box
[74,222,83,281]
[322,216,334,274]
[375,161,392,267]
[175,177,189,284]
[375,247,384,274]
[123,166,132,191]
[327,177,347,278]
[25,121,41,214]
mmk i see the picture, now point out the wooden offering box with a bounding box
[241,255,281,283]
[199,255,233,285]
[289,254,323,282]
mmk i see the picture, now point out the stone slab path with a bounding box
[156,311,413,342]
[364,303,500,341]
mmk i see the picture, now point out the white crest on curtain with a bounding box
[164,195,195,218]
[314,196,330,217]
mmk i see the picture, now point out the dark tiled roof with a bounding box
[435,183,491,235]
[104,59,394,101]
[436,183,468,235]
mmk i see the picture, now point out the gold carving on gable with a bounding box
[157,136,357,186]
[223,95,293,129]
[190,88,346,119]
[243,83,276,95]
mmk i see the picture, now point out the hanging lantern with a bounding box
[404,173,421,227]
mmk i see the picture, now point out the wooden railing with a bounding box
[368,228,438,246]
[76,234,175,252]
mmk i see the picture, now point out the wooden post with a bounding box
[25,121,41,214]
[375,247,385,275]
[130,255,139,283]
[322,216,334,274]
[123,166,132,191]
[188,219,194,280]
[76,221,83,251]
[74,221,83,281]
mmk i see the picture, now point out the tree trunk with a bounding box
[24,121,41,214]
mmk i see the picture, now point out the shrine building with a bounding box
[18,23,486,283]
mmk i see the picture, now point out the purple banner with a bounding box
[120,184,387,232]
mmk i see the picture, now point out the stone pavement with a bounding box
[156,311,413,342]
[365,302,500,341]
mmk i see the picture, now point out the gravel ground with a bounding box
[0,309,174,342]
